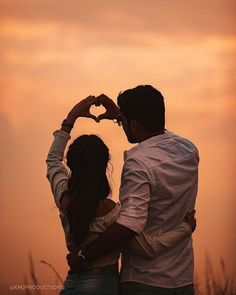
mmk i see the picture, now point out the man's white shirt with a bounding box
[116,130,199,288]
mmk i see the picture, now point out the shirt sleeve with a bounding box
[116,156,151,234]
[46,130,71,208]
[127,222,192,258]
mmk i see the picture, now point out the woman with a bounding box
[46,96,196,295]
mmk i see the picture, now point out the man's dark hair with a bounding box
[117,85,165,133]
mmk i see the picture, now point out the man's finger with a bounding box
[96,94,113,108]
[97,94,109,99]
[95,99,101,107]
[84,95,98,107]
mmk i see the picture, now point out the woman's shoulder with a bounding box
[89,200,120,232]
[59,195,118,216]
[92,199,121,224]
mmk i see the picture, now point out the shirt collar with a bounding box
[124,130,173,160]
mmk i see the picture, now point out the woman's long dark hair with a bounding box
[66,134,111,245]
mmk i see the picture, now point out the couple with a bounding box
[46,85,199,295]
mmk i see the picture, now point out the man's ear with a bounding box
[130,120,138,132]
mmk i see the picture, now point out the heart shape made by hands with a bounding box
[89,104,107,120]
[81,94,120,122]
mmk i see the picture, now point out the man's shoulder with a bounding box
[168,131,198,153]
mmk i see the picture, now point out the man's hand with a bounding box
[185,210,196,233]
[67,95,99,124]
[96,94,121,122]
[67,222,136,266]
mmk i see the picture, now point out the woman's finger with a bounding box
[84,112,99,122]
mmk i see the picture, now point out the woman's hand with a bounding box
[66,96,99,124]
[185,210,196,233]
[66,250,88,273]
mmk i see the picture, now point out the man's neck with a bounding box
[138,129,165,143]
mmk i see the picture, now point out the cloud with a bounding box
[0,0,236,287]
[0,0,235,37]
[0,0,235,76]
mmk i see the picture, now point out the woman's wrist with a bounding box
[66,113,77,125]
[60,125,73,134]
[60,115,77,134]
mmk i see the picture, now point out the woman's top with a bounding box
[46,130,192,268]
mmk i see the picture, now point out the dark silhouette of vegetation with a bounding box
[25,251,41,295]
[22,251,235,295]
[195,254,236,295]
[22,252,63,295]
[40,260,63,283]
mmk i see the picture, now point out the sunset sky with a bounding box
[0,0,236,293]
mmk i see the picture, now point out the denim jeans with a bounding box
[60,264,119,295]
[120,281,194,295]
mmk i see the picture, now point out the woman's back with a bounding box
[60,195,121,268]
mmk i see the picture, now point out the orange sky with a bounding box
[0,0,236,293]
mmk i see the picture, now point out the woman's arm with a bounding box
[46,130,71,208]
[46,95,99,209]
[127,211,196,259]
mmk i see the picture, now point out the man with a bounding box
[68,85,199,295]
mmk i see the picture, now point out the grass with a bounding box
[40,260,63,283]
[22,252,63,295]
[195,255,236,295]
[23,251,235,295]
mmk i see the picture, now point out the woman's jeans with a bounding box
[60,264,119,295]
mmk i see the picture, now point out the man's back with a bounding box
[117,130,199,288]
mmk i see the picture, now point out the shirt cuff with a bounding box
[116,216,144,234]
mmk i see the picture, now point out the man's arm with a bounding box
[84,222,136,261]
[67,223,136,271]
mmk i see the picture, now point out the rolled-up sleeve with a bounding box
[46,130,71,208]
[116,156,151,234]
[127,222,191,258]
